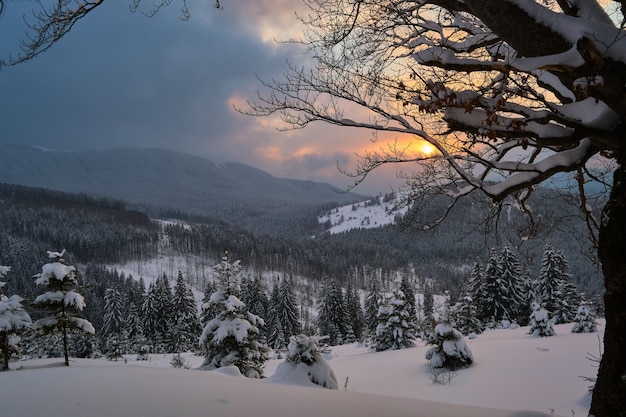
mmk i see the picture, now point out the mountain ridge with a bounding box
[0,144,366,235]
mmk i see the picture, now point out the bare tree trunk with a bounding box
[62,323,69,367]
[592,157,626,417]
[0,333,9,371]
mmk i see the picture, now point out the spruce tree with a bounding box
[449,296,482,336]
[266,282,285,349]
[277,277,302,339]
[102,286,127,358]
[571,303,598,333]
[374,288,417,351]
[364,278,382,338]
[199,252,269,377]
[200,281,219,326]
[0,265,32,371]
[32,250,95,366]
[498,246,527,324]
[152,273,173,351]
[399,276,417,326]
[537,244,579,324]
[316,279,349,345]
[528,302,556,337]
[345,281,365,341]
[171,271,201,352]
[141,282,158,350]
[425,323,474,370]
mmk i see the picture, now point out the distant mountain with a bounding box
[0,144,366,236]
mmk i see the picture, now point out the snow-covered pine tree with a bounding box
[271,334,338,389]
[102,286,127,359]
[449,296,482,336]
[425,323,474,371]
[152,272,173,352]
[399,275,417,326]
[102,287,125,338]
[364,278,382,338]
[32,250,95,366]
[200,281,219,327]
[345,281,365,341]
[528,302,556,337]
[141,281,158,350]
[374,287,417,351]
[199,252,269,378]
[171,271,202,353]
[266,281,286,349]
[536,244,579,324]
[498,246,528,325]
[572,303,599,333]
[422,283,434,321]
[277,276,302,340]
[316,279,349,345]
[240,274,268,325]
[0,265,32,371]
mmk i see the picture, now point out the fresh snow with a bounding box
[318,194,409,234]
[0,321,601,417]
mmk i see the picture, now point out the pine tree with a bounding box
[571,303,598,333]
[102,286,127,358]
[240,275,268,323]
[0,265,32,371]
[374,288,417,351]
[102,287,125,338]
[266,281,286,349]
[449,296,482,336]
[498,246,528,324]
[199,252,269,377]
[425,323,474,370]
[422,283,434,320]
[537,244,579,324]
[141,282,158,350]
[171,271,201,352]
[200,281,219,326]
[277,277,302,339]
[32,250,95,366]
[528,302,556,337]
[345,281,365,341]
[364,278,382,338]
[316,279,348,345]
[152,273,173,351]
[399,276,417,326]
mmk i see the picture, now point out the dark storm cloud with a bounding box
[0,1,396,194]
[0,2,298,154]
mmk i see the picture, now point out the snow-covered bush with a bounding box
[271,334,338,390]
[528,303,555,337]
[425,323,474,371]
[571,304,598,333]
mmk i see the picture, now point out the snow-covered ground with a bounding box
[318,194,409,234]
[1,321,601,417]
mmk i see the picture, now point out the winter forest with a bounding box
[0,181,603,417]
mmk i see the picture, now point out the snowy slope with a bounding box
[1,322,601,417]
[318,193,410,234]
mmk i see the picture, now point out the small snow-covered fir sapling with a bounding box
[272,334,338,390]
[32,250,95,366]
[0,265,32,371]
[571,303,598,333]
[199,252,269,378]
[528,302,556,337]
[425,323,474,371]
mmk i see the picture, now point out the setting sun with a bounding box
[418,141,437,156]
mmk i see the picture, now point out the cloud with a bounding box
[0,1,402,195]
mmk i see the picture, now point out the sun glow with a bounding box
[418,141,437,156]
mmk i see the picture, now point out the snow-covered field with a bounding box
[1,322,601,417]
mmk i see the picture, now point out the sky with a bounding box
[0,0,406,195]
